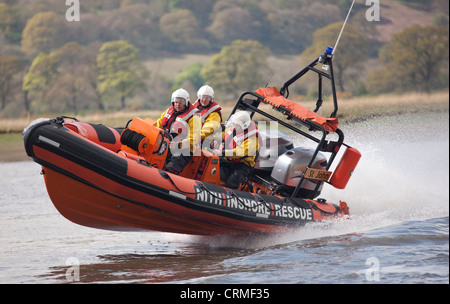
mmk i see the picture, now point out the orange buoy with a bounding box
[330,147,361,189]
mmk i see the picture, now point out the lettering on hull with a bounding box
[194,186,313,221]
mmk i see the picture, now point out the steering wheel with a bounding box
[162,129,173,141]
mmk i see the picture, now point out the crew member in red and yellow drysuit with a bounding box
[192,85,222,150]
[156,88,201,174]
[214,111,259,189]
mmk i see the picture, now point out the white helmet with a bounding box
[231,111,251,130]
[171,88,190,106]
[197,85,214,101]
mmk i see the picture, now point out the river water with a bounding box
[0,111,448,285]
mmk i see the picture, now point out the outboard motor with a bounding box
[251,130,327,199]
[271,147,327,199]
[254,130,294,174]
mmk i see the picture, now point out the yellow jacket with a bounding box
[156,106,201,154]
[201,111,222,141]
[223,122,259,167]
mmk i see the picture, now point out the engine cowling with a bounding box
[271,147,327,198]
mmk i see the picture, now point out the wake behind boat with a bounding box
[23,47,361,235]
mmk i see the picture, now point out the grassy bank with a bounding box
[1,91,448,162]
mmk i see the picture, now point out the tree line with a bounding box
[0,0,448,118]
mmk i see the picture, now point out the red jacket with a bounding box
[192,100,222,124]
[159,104,199,135]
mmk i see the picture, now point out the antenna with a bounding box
[332,0,356,55]
[264,72,275,88]
[279,0,356,117]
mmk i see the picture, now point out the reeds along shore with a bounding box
[1,91,449,133]
[1,90,448,162]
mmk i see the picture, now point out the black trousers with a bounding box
[164,154,192,174]
[220,162,252,189]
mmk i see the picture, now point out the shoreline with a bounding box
[2,92,448,163]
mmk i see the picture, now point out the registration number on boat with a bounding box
[304,168,332,181]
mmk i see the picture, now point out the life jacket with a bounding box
[224,121,259,165]
[193,100,222,124]
[160,104,199,135]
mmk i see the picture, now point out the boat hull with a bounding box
[24,119,348,235]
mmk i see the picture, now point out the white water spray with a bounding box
[199,112,449,249]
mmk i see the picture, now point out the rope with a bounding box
[121,129,145,152]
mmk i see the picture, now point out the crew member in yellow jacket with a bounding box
[192,85,222,150]
[156,88,201,174]
[215,111,259,189]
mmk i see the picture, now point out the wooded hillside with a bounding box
[0,0,448,118]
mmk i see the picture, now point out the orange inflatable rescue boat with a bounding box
[23,48,360,235]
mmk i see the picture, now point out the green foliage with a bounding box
[0,55,23,110]
[267,2,341,54]
[166,0,215,27]
[0,0,448,117]
[202,40,272,99]
[433,13,449,27]
[207,6,258,47]
[94,4,159,55]
[22,53,57,96]
[21,11,67,57]
[301,22,368,91]
[0,3,14,36]
[172,62,206,92]
[367,25,449,93]
[159,9,209,52]
[97,40,149,109]
[0,2,22,43]
[22,42,102,114]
